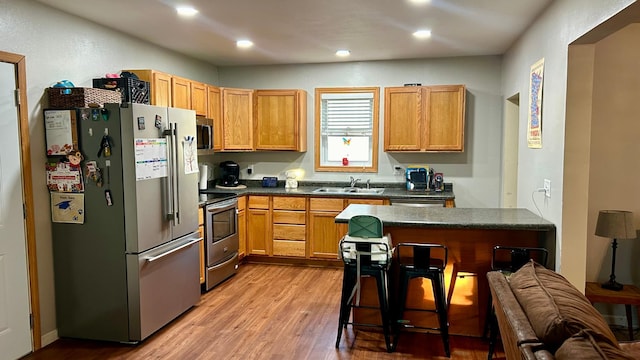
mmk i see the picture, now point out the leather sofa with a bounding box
[487,260,640,359]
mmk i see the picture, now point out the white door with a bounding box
[0,61,32,359]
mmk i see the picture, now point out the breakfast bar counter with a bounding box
[335,204,556,337]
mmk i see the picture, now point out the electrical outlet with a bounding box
[543,179,551,198]
[393,165,403,176]
[247,165,254,175]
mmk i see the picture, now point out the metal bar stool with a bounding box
[393,243,450,357]
[486,246,548,360]
[336,215,394,352]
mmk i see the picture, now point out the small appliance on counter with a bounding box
[406,167,429,191]
[218,161,240,187]
[433,172,444,192]
[285,171,298,189]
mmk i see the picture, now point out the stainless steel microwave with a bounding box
[196,118,213,150]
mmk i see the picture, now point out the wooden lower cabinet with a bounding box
[198,207,205,284]
[247,196,271,256]
[237,196,246,259]
[272,196,306,257]
[308,198,347,259]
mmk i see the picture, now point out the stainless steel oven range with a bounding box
[204,195,239,291]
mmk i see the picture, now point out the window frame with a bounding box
[314,87,380,173]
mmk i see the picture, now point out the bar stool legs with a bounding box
[393,243,450,357]
[335,266,393,352]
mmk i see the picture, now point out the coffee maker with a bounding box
[219,161,240,187]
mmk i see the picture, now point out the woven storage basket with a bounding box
[47,87,121,109]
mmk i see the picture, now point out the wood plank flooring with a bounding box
[23,264,504,360]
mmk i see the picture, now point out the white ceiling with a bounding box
[35,0,554,66]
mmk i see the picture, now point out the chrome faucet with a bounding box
[349,176,361,187]
[365,179,371,189]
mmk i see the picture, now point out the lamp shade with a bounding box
[595,210,636,239]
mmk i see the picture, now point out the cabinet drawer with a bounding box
[272,196,306,210]
[346,198,386,206]
[248,195,269,209]
[273,224,306,240]
[273,210,306,225]
[310,198,344,212]
[273,240,306,257]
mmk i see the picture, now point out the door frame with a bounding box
[0,50,41,350]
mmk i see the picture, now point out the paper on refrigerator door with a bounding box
[134,138,168,181]
[183,136,198,175]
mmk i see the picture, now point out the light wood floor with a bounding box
[24,264,504,360]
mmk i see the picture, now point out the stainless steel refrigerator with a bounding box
[52,103,201,343]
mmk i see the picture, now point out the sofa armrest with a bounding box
[488,271,542,359]
[521,343,554,360]
[619,340,640,357]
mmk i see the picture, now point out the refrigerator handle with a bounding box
[173,122,181,225]
[163,126,176,223]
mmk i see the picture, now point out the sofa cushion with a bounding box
[555,330,635,360]
[508,260,618,353]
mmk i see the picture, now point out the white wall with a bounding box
[501,0,635,286]
[0,0,218,343]
[213,56,504,208]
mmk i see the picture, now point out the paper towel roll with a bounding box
[199,164,209,190]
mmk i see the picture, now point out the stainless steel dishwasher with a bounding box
[389,198,446,207]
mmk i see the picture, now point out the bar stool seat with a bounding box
[393,243,450,357]
[336,215,394,352]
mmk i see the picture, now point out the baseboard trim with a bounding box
[41,329,58,347]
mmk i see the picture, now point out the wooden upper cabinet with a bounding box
[425,85,465,151]
[254,89,307,151]
[171,76,191,110]
[190,81,208,116]
[207,85,223,151]
[384,87,422,151]
[384,85,465,152]
[222,88,254,151]
[123,69,172,107]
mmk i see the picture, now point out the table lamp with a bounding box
[595,210,636,291]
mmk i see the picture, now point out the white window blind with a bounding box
[321,93,374,136]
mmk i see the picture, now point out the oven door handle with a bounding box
[144,238,202,263]
[207,199,238,213]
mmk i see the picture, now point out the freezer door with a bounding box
[126,232,201,342]
[168,107,199,240]
[111,103,173,253]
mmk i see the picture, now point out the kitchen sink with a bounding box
[312,187,385,195]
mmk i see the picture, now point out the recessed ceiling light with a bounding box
[176,6,198,16]
[408,0,431,4]
[413,29,432,39]
[236,40,254,48]
[335,49,351,57]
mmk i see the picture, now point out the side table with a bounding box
[585,282,640,341]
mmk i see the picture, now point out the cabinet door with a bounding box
[424,85,465,151]
[152,71,172,107]
[384,87,422,151]
[171,76,191,110]
[191,81,208,117]
[247,208,271,256]
[308,211,346,259]
[207,86,223,151]
[222,88,254,151]
[254,89,306,151]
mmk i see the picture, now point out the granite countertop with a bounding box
[198,181,455,206]
[335,204,555,231]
